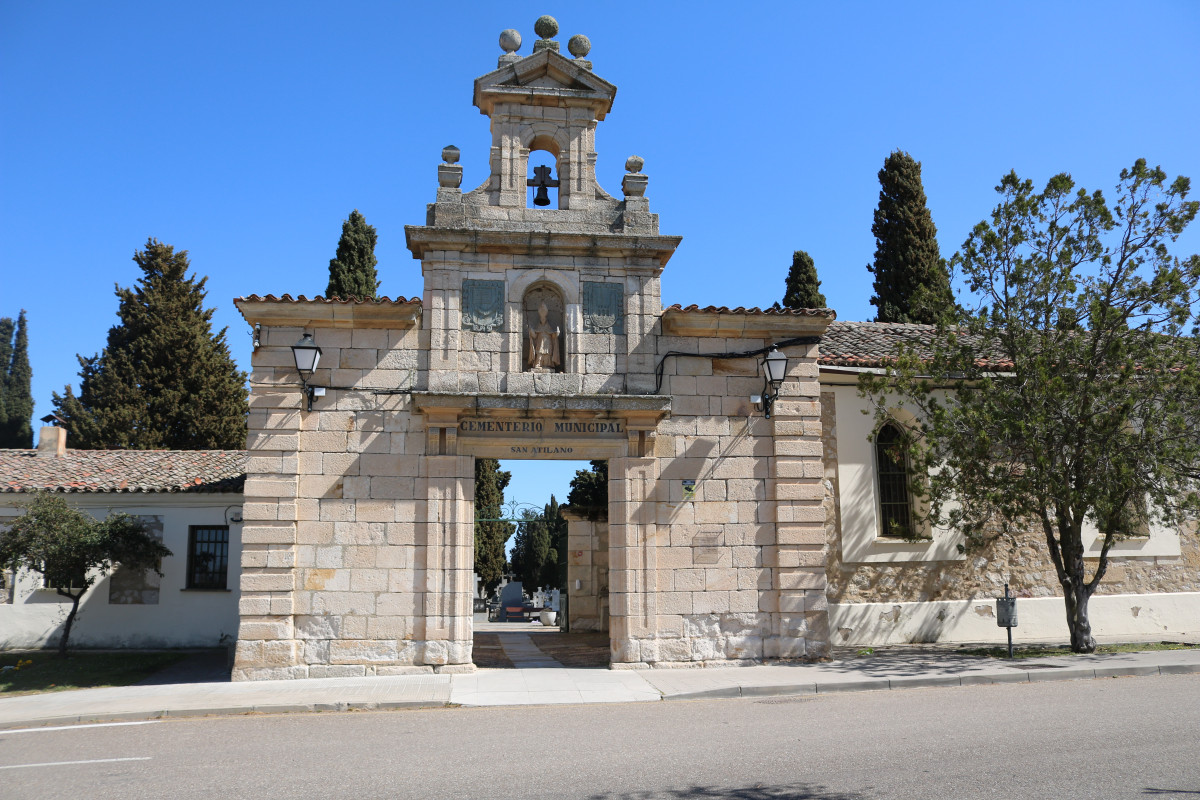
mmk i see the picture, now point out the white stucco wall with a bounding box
[830,592,1200,646]
[0,493,242,650]
[827,382,1181,563]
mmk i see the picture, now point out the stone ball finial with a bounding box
[442,145,460,164]
[499,29,522,53]
[625,155,645,173]
[534,15,558,39]
[567,34,591,58]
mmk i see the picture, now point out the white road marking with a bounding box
[0,757,152,770]
[0,720,161,735]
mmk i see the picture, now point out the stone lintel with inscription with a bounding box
[412,393,669,459]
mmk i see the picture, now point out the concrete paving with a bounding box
[1,645,1197,729]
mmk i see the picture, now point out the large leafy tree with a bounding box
[868,150,956,324]
[566,460,608,520]
[0,311,33,448]
[861,160,1200,652]
[0,493,171,656]
[52,239,248,450]
[779,250,827,309]
[325,209,380,300]
[474,458,515,596]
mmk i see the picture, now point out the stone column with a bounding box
[416,453,475,671]
[608,453,660,666]
[767,343,830,659]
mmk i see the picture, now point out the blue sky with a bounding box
[3,2,1198,509]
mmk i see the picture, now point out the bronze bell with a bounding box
[532,185,551,206]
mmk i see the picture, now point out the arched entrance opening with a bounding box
[471,457,611,669]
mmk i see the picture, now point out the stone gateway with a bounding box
[230,17,832,679]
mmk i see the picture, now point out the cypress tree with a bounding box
[0,316,12,435]
[51,239,248,450]
[780,250,827,309]
[867,150,955,324]
[325,209,380,300]
[540,494,567,591]
[474,458,515,596]
[1,311,33,448]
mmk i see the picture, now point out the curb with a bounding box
[2,661,1196,729]
[656,662,1200,702]
[0,699,450,730]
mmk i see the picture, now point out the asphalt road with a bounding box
[2,673,1197,799]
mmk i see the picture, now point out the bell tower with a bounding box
[406,14,680,395]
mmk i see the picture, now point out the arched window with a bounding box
[875,421,913,538]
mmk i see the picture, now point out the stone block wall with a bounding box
[419,250,661,395]
[607,339,829,667]
[234,322,475,679]
[564,513,609,632]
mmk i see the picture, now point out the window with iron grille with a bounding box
[187,526,229,590]
[875,422,914,538]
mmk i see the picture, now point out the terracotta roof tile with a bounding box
[665,304,836,318]
[818,321,1012,368]
[0,449,246,494]
[236,294,421,305]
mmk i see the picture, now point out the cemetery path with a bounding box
[471,627,610,669]
[498,633,561,668]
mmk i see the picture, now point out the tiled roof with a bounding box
[665,304,836,318]
[236,294,422,305]
[818,321,1011,368]
[0,450,246,494]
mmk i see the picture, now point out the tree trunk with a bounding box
[57,591,82,658]
[1062,570,1096,654]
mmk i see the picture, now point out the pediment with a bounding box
[474,49,617,119]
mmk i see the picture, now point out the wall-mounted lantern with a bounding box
[291,333,324,412]
[753,347,789,419]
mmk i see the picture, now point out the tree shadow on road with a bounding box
[585,783,871,799]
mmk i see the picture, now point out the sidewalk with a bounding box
[1,645,1197,729]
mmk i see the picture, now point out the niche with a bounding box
[522,283,566,373]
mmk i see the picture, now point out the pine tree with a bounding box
[325,209,380,300]
[867,150,955,324]
[1,311,33,448]
[474,458,515,596]
[780,250,827,309]
[51,239,248,450]
[0,316,12,436]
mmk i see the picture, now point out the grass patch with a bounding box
[0,650,187,696]
[959,641,1200,659]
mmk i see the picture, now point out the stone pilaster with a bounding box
[416,454,475,669]
[767,343,830,659]
[608,455,660,666]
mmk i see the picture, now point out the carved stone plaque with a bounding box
[462,280,504,332]
[583,281,624,335]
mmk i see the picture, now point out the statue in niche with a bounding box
[526,300,561,372]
